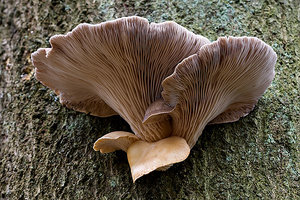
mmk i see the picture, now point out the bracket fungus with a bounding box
[32,16,276,182]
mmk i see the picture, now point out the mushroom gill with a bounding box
[31,17,210,181]
[161,36,277,148]
[32,16,277,182]
[32,16,209,143]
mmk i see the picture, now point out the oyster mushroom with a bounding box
[127,136,190,182]
[93,131,139,153]
[155,36,277,148]
[31,16,210,181]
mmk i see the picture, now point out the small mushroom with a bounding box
[93,131,139,153]
[127,136,190,182]
[159,36,277,147]
[31,16,210,181]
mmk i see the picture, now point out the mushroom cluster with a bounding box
[31,16,277,182]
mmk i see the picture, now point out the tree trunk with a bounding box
[1,0,299,199]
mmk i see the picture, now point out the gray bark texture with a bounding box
[1,0,299,199]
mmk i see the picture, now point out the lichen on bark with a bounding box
[0,0,299,199]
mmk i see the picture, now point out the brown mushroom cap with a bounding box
[161,36,277,147]
[31,16,210,142]
[127,136,190,182]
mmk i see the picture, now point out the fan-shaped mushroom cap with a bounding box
[32,48,118,117]
[127,136,190,182]
[31,16,210,142]
[161,37,277,147]
[93,131,139,153]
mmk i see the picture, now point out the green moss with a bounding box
[1,0,299,199]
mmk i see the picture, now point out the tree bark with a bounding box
[1,0,299,199]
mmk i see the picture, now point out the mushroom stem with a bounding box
[130,119,173,142]
[170,100,225,147]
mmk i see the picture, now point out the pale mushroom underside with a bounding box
[161,36,277,147]
[93,36,276,181]
[32,16,276,182]
[31,16,210,142]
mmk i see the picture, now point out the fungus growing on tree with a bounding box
[31,16,210,181]
[93,131,139,153]
[32,16,276,182]
[156,36,277,148]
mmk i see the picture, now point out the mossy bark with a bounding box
[1,0,299,199]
